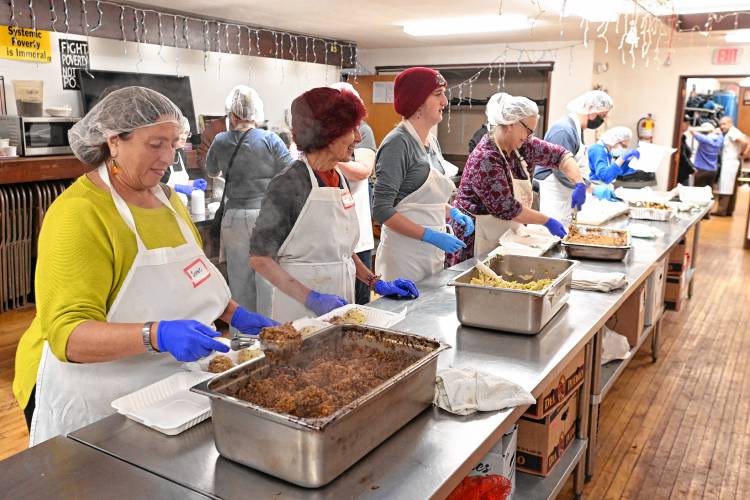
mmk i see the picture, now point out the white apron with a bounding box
[30,164,231,446]
[539,115,587,227]
[474,150,534,256]
[375,121,455,282]
[718,128,743,195]
[351,178,374,253]
[264,160,359,323]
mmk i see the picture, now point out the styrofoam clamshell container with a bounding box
[316,304,406,329]
[111,371,214,436]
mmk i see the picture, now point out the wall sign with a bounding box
[712,47,742,65]
[59,39,89,90]
[0,25,51,63]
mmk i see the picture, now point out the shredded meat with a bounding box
[208,355,234,373]
[231,342,419,419]
[564,226,627,247]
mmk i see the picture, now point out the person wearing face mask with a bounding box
[249,88,419,322]
[587,126,640,199]
[14,87,277,446]
[372,67,474,283]
[448,93,585,265]
[534,90,614,225]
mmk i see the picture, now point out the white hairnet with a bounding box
[567,90,614,115]
[68,86,183,166]
[179,116,190,135]
[486,92,539,126]
[600,126,632,147]
[329,81,362,101]
[225,85,264,123]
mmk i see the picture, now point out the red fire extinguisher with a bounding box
[637,114,655,143]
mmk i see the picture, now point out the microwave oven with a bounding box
[0,116,80,156]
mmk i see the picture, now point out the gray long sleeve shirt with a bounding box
[533,115,579,189]
[372,125,445,223]
[206,128,293,210]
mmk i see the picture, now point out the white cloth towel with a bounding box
[434,367,535,416]
[601,326,631,364]
[571,269,627,292]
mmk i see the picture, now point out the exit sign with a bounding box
[713,47,742,65]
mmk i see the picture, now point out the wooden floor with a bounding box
[1,191,749,500]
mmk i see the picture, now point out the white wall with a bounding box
[1,32,339,128]
[359,41,596,129]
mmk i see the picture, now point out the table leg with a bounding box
[688,221,701,298]
[586,330,602,481]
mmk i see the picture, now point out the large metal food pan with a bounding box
[448,254,577,334]
[191,324,449,488]
[561,225,631,261]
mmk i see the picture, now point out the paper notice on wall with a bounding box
[59,39,90,90]
[373,81,394,103]
[0,26,52,63]
[629,142,676,173]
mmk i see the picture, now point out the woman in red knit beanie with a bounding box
[372,67,474,283]
[250,87,419,322]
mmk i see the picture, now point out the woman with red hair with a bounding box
[250,87,418,322]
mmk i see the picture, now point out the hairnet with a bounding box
[179,116,190,135]
[567,90,613,115]
[330,81,361,101]
[486,92,539,126]
[600,126,632,147]
[225,85,265,123]
[68,86,183,166]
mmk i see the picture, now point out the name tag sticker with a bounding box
[183,258,211,288]
[341,190,355,209]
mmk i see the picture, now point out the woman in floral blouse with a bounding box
[448,93,585,265]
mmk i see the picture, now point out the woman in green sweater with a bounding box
[13,87,276,446]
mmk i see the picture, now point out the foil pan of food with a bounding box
[628,201,674,221]
[191,324,448,488]
[562,225,631,261]
[448,254,577,334]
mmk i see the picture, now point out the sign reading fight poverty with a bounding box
[59,39,90,90]
[0,25,52,63]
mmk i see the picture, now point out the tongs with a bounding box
[230,333,258,351]
[571,206,578,226]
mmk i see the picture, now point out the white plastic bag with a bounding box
[601,326,631,364]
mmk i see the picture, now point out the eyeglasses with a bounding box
[518,120,534,138]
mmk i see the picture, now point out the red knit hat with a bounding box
[393,67,447,118]
[291,87,367,153]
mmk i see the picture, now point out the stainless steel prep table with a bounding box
[0,436,209,499]
[68,207,709,500]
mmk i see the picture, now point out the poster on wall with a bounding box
[0,26,52,63]
[59,39,89,90]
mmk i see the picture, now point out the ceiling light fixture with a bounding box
[725,29,750,43]
[402,15,533,37]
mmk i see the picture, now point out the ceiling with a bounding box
[129,0,747,49]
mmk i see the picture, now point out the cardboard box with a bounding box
[665,273,689,311]
[516,392,578,477]
[668,228,695,272]
[524,349,585,419]
[644,257,667,327]
[606,283,646,348]
[468,425,517,498]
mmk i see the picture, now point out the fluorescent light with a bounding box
[643,0,750,15]
[545,0,630,22]
[403,15,532,37]
[726,29,750,43]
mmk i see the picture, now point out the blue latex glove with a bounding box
[571,182,587,210]
[230,306,278,336]
[543,218,567,238]
[306,290,348,316]
[422,227,466,253]
[592,185,618,202]
[374,278,420,299]
[156,320,229,362]
[621,149,640,163]
[174,183,194,195]
[449,207,475,237]
[191,178,208,191]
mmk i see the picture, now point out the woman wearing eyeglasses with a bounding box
[447,92,585,265]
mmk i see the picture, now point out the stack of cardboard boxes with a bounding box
[665,227,694,311]
[516,350,585,477]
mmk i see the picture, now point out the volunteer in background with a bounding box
[587,126,640,187]
[448,93,584,265]
[372,66,474,283]
[330,82,377,304]
[250,87,418,323]
[715,116,750,216]
[206,86,292,314]
[686,122,723,188]
[535,90,614,225]
[162,117,207,199]
[14,87,276,445]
